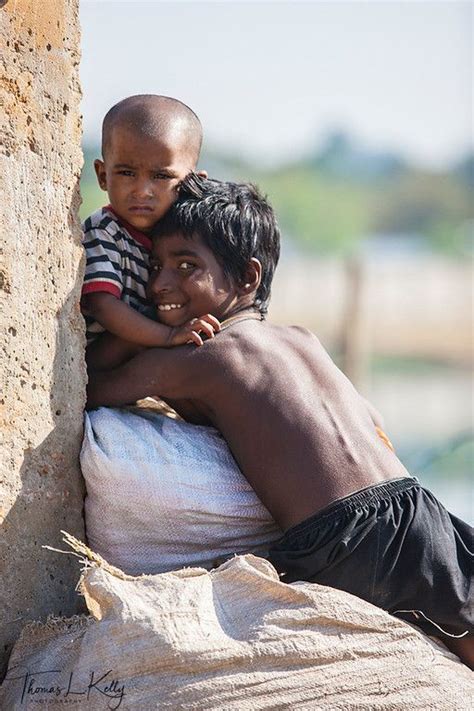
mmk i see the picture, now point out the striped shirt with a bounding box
[82,205,152,343]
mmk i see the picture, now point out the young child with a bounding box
[86,175,473,668]
[82,95,219,356]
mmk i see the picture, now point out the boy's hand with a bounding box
[168,314,221,347]
[375,426,395,452]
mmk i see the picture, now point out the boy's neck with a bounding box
[220,308,263,332]
[105,204,152,251]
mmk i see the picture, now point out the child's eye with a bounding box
[153,172,171,180]
[178,262,195,271]
[150,262,162,272]
[117,170,134,177]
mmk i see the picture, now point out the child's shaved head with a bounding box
[101,94,203,162]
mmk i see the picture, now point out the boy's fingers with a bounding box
[203,314,221,331]
[187,331,204,347]
[183,315,220,345]
[375,426,395,452]
[191,314,220,332]
[192,320,216,339]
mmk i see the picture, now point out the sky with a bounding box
[79,1,472,169]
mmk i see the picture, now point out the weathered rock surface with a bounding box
[0,0,85,679]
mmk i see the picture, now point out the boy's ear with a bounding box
[239,258,262,294]
[94,159,107,191]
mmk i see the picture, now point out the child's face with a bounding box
[94,126,196,234]
[148,232,239,325]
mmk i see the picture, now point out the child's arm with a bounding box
[82,292,219,348]
[86,332,144,372]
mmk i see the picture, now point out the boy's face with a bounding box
[94,126,196,234]
[148,232,239,325]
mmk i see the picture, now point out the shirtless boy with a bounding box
[82,95,219,359]
[86,175,473,668]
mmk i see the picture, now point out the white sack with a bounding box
[81,407,282,575]
[1,552,472,710]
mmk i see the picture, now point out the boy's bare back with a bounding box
[172,319,409,529]
[88,317,407,530]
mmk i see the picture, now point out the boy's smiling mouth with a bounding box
[157,303,184,311]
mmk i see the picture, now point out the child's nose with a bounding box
[133,178,153,199]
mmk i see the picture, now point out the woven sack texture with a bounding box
[1,550,472,710]
[81,407,282,575]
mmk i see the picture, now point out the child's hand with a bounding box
[375,426,395,452]
[168,314,221,347]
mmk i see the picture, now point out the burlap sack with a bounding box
[82,407,282,575]
[1,539,472,710]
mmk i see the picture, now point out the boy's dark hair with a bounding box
[154,174,281,315]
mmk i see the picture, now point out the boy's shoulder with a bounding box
[82,206,120,236]
[198,321,322,377]
[196,321,314,366]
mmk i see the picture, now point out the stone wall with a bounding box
[0,0,85,678]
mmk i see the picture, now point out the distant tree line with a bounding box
[81,132,473,256]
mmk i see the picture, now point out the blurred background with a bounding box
[79,1,473,521]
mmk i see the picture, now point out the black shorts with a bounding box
[268,477,473,639]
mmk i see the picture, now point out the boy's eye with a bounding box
[153,172,172,180]
[178,261,195,271]
[150,262,162,272]
[117,170,134,177]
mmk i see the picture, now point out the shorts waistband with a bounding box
[283,477,419,539]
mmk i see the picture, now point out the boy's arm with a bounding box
[86,344,207,409]
[85,331,144,372]
[82,292,219,348]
